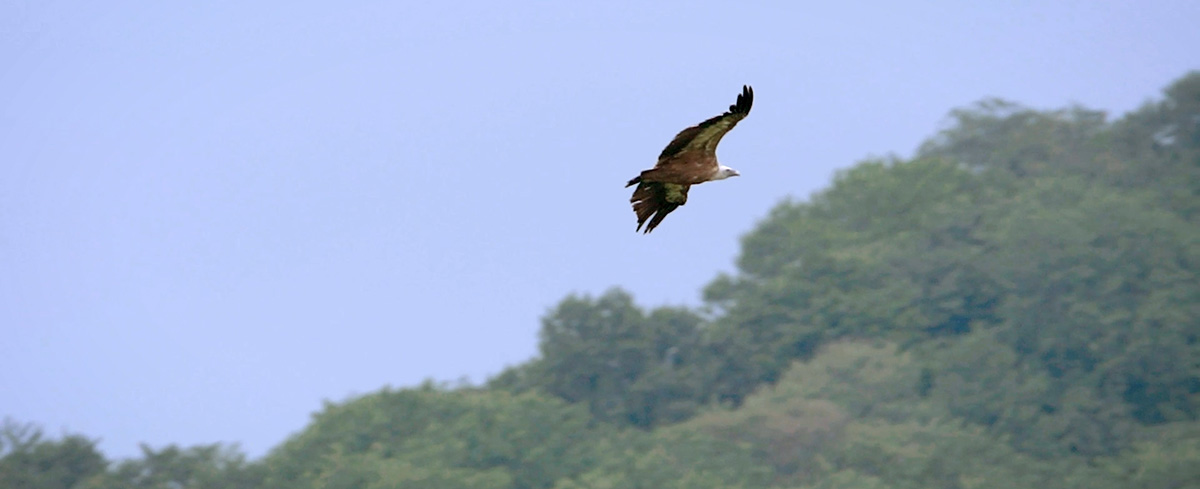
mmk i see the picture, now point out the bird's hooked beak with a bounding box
[730,169,741,177]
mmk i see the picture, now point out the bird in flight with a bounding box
[626,85,754,233]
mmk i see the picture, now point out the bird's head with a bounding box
[713,165,740,181]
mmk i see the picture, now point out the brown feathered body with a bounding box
[627,85,753,233]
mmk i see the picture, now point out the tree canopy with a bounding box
[7,71,1199,489]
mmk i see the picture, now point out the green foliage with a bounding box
[760,342,930,420]
[701,157,999,405]
[300,446,513,489]
[0,419,107,489]
[917,98,1110,181]
[1108,71,1200,221]
[263,386,602,489]
[970,176,1199,453]
[796,469,892,489]
[553,428,772,489]
[87,444,264,489]
[689,396,848,482]
[700,74,1199,462]
[1094,422,1200,489]
[516,71,1197,487]
[0,419,262,489]
[679,341,1127,489]
[685,342,932,485]
[502,288,710,428]
[826,418,1079,489]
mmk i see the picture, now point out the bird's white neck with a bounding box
[711,165,740,181]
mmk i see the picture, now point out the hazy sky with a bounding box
[3,1,1197,460]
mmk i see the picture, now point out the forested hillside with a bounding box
[5,72,1198,489]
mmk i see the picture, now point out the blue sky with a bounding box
[2,1,1197,459]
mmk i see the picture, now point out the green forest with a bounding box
[4,72,1198,489]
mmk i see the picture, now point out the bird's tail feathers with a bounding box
[630,182,678,234]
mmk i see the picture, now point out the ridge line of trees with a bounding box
[6,71,1198,489]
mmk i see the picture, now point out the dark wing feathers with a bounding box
[657,85,753,160]
[626,180,690,234]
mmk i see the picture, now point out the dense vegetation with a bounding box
[5,72,1198,489]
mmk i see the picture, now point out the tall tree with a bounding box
[530,289,708,427]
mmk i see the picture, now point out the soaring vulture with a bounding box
[626,85,754,233]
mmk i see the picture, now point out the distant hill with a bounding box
[5,71,1198,489]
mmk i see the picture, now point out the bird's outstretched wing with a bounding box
[657,85,754,161]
